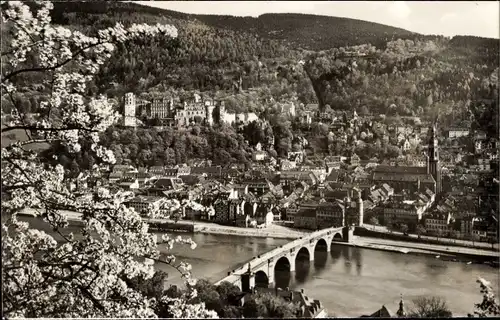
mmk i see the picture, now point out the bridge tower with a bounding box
[342,226,354,243]
[241,263,255,293]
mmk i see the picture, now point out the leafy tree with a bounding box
[369,216,379,229]
[191,279,223,315]
[435,228,443,241]
[216,281,243,306]
[416,224,427,239]
[401,224,409,235]
[1,2,215,318]
[127,270,168,300]
[470,277,500,317]
[221,305,242,318]
[409,296,452,318]
[255,291,299,318]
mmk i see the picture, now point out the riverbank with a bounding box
[338,236,500,264]
[356,226,499,252]
[192,222,306,240]
[186,223,499,262]
[16,210,499,262]
[16,209,308,240]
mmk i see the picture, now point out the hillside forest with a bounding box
[2,1,498,171]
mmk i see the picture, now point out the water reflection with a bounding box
[294,259,310,284]
[352,248,363,276]
[314,251,328,272]
[425,258,448,277]
[330,245,342,264]
[342,246,353,274]
[275,270,291,289]
[275,257,292,289]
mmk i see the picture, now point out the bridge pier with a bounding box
[309,251,315,261]
[343,226,354,243]
[289,257,296,272]
[268,261,275,287]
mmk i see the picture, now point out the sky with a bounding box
[136,1,500,39]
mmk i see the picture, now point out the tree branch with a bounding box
[2,41,108,81]
[1,125,98,133]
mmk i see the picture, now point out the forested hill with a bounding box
[5,1,498,122]
[190,13,417,50]
[50,1,417,50]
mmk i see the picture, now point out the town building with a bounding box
[277,102,296,117]
[245,178,271,197]
[294,207,317,230]
[252,151,267,161]
[124,196,168,217]
[316,201,345,228]
[447,127,470,139]
[382,200,425,229]
[460,216,476,238]
[424,212,452,235]
[372,122,442,196]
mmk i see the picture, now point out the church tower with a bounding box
[427,121,442,196]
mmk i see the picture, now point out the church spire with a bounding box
[427,118,442,196]
[397,294,406,317]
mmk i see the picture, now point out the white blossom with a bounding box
[0,2,218,318]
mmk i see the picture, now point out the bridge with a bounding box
[215,226,352,290]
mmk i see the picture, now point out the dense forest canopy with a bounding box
[4,1,498,121]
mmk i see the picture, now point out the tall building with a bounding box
[344,188,364,227]
[426,121,442,195]
[123,92,136,127]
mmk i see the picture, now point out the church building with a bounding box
[372,122,442,197]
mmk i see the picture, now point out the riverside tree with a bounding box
[408,296,453,318]
[470,277,500,317]
[1,1,217,318]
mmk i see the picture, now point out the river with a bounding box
[161,233,499,317]
[15,217,500,317]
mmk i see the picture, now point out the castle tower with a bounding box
[427,121,442,195]
[124,92,136,127]
[205,101,215,127]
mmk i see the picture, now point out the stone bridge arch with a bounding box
[333,231,343,241]
[314,238,330,252]
[221,227,346,290]
[254,270,269,288]
[293,246,312,266]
